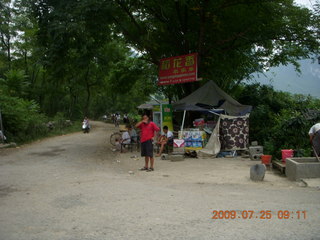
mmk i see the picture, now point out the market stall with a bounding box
[172,81,252,156]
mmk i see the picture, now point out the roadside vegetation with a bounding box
[236,84,320,158]
[0,93,80,143]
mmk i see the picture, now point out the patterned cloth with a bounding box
[219,115,249,150]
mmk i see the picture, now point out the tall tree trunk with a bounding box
[84,67,91,116]
[24,50,28,75]
[7,43,11,70]
[1,33,11,70]
[85,83,91,117]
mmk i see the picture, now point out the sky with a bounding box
[294,0,317,8]
[251,0,320,98]
[252,59,320,98]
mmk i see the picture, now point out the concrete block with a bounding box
[173,147,185,154]
[286,158,320,181]
[250,164,266,181]
[251,141,258,146]
[170,154,184,162]
[250,154,263,161]
[161,154,169,160]
[249,146,263,155]
[172,151,185,155]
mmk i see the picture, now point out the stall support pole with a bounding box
[160,102,162,130]
[180,110,186,131]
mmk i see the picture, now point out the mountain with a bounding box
[250,59,320,98]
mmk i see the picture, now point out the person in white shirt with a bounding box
[309,123,320,156]
[123,113,129,124]
[156,126,174,156]
[121,130,131,145]
[117,127,131,152]
[114,113,121,127]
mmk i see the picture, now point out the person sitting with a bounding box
[156,126,173,156]
[120,126,131,152]
[128,125,138,143]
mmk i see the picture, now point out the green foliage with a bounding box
[0,69,28,97]
[0,91,80,143]
[111,0,320,94]
[237,84,320,158]
[0,92,47,142]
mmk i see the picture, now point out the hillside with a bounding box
[252,59,320,98]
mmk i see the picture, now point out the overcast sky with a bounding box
[294,0,317,8]
[253,0,320,97]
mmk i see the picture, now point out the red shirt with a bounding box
[137,121,160,143]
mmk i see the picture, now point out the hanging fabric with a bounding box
[219,114,250,150]
[198,117,221,157]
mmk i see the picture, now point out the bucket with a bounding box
[281,149,294,163]
[261,155,272,165]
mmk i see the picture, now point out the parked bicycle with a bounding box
[110,131,122,146]
[109,127,140,152]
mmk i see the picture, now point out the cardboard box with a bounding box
[173,139,185,148]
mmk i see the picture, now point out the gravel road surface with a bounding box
[0,121,319,240]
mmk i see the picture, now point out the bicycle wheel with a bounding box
[110,132,122,146]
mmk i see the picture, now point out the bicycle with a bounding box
[109,128,140,151]
[110,131,122,146]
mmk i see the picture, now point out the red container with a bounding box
[281,149,293,163]
[261,155,272,165]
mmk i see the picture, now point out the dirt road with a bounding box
[0,121,319,240]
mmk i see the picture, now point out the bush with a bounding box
[0,94,48,143]
[237,84,320,158]
[0,94,79,144]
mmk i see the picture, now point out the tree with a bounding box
[0,0,17,71]
[22,0,158,118]
[235,83,320,157]
[111,0,319,96]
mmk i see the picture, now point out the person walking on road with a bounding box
[115,113,120,127]
[135,114,160,172]
[123,113,129,124]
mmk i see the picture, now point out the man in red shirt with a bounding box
[136,114,160,172]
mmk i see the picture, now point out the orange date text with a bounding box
[211,210,307,220]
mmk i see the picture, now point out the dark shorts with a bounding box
[141,139,153,157]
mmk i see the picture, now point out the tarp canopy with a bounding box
[174,104,212,112]
[137,99,168,110]
[173,81,252,116]
[137,103,153,110]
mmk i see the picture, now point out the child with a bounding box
[156,126,173,157]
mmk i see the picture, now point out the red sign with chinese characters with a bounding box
[158,53,198,85]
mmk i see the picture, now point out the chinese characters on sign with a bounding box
[162,104,173,131]
[158,53,198,85]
